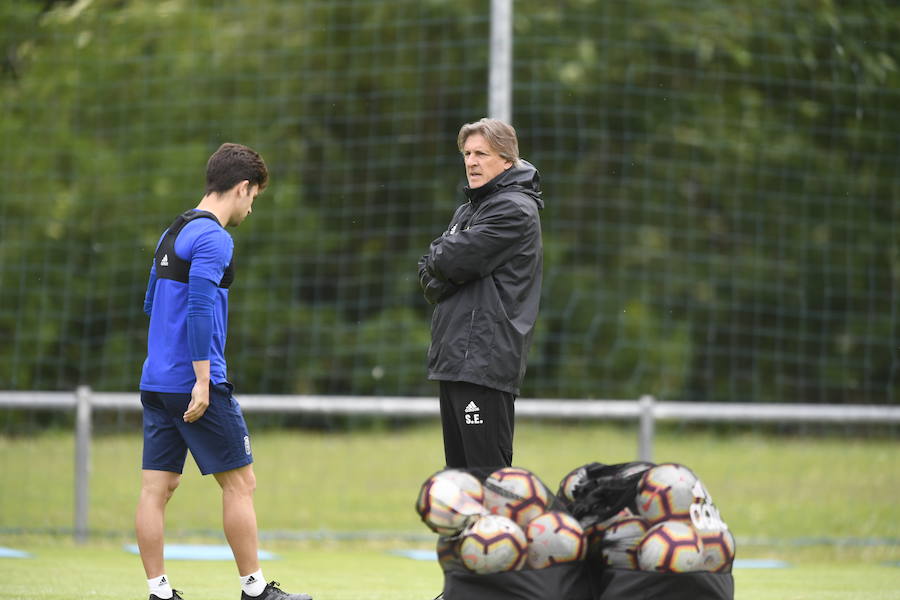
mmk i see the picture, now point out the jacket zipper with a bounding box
[463,308,476,359]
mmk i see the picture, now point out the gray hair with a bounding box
[457,118,520,165]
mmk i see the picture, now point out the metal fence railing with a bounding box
[2,389,899,542]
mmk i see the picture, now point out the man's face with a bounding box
[230,182,259,226]
[463,133,512,189]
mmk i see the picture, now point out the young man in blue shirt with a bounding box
[136,143,312,600]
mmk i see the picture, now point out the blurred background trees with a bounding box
[1,0,896,403]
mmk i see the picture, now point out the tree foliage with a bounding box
[0,0,896,403]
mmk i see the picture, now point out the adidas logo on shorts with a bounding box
[464,401,483,425]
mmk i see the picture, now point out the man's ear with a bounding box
[235,179,251,196]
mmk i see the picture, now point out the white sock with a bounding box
[148,574,173,599]
[241,569,266,597]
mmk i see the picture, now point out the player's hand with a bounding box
[184,380,210,422]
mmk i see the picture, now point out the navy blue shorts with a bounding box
[141,382,253,476]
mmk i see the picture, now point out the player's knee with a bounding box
[141,473,181,503]
[239,470,257,495]
[157,475,181,501]
[216,466,256,496]
[228,469,256,495]
[166,474,182,497]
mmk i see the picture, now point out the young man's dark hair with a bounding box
[205,142,269,194]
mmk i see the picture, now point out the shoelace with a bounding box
[260,580,311,599]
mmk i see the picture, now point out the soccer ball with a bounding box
[637,520,704,572]
[619,461,655,479]
[635,463,704,525]
[525,511,587,569]
[483,467,550,528]
[416,469,486,535]
[583,507,635,556]
[436,535,465,572]
[598,515,649,569]
[557,464,591,505]
[458,514,528,574]
[592,506,636,533]
[439,469,485,504]
[698,528,736,572]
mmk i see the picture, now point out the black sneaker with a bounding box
[241,580,312,600]
[150,591,183,600]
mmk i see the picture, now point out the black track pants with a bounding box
[439,380,515,470]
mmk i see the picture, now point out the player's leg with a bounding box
[214,464,260,576]
[213,465,312,600]
[135,469,182,577]
[137,390,190,599]
[439,381,468,468]
[186,383,313,599]
[178,382,257,574]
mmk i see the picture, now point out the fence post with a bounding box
[489,0,513,123]
[638,394,655,462]
[74,385,92,544]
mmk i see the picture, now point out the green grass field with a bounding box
[1,421,898,599]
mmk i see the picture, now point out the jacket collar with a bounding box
[463,160,543,208]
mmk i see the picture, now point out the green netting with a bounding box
[0,0,897,403]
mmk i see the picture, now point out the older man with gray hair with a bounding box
[418,118,544,470]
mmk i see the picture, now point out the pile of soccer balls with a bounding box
[560,462,735,573]
[415,462,735,576]
[416,467,587,574]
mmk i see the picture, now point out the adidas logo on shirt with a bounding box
[464,401,479,413]
[160,254,169,267]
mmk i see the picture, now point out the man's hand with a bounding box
[184,378,210,422]
[419,253,460,304]
[423,278,460,304]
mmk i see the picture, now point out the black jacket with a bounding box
[419,160,544,395]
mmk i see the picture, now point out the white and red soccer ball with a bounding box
[438,468,485,505]
[458,514,528,574]
[635,463,706,525]
[483,467,551,528]
[698,527,736,572]
[525,511,587,569]
[637,520,705,572]
[416,469,486,535]
[598,514,650,569]
[557,464,590,506]
[436,535,465,572]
